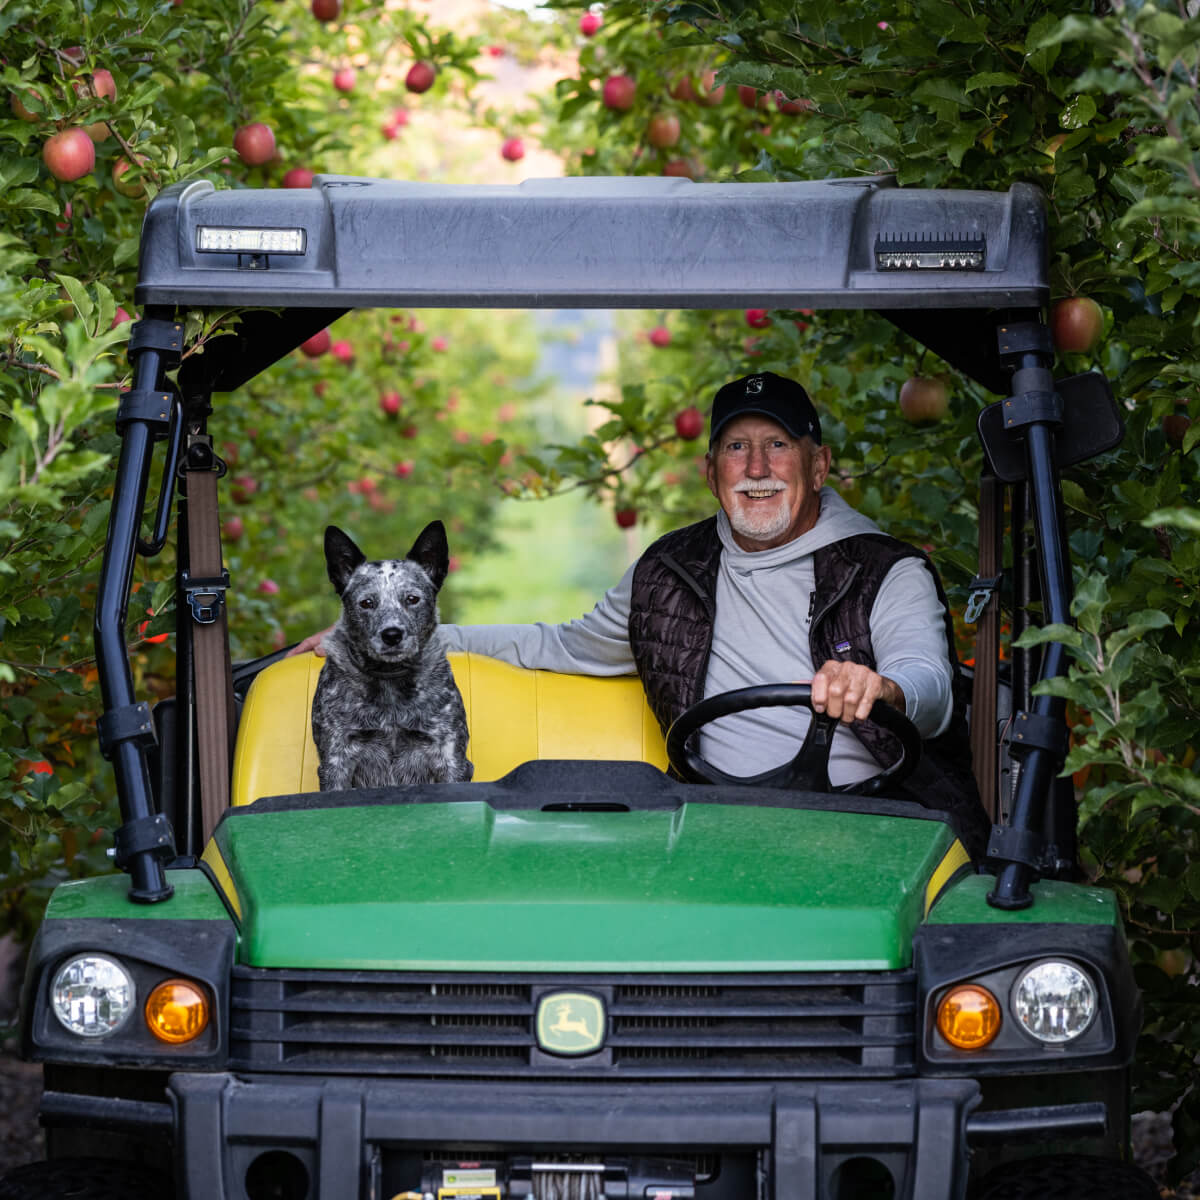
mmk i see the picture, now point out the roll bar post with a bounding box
[986,317,1075,910]
[93,307,184,902]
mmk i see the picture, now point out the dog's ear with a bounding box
[406,520,449,591]
[324,526,366,596]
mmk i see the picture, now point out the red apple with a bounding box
[111,153,149,198]
[300,329,331,357]
[80,69,118,141]
[391,107,410,127]
[662,158,697,178]
[394,460,414,478]
[695,70,724,106]
[233,122,275,167]
[401,423,418,439]
[223,516,245,540]
[615,507,638,529]
[1050,296,1104,354]
[745,308,771,329]
[333,67,356,93]
[431,336,448,351]
[674,406,704,440]
[381,120,400,141]
[111,306,134,328]
[257,579,280,596]
[899,376,950,423]
[282,166,314,189]
[737,85,769,110]
[670,76,698,104]
[42,128,95,182]
[646,113,680,148]
[331,339,354,364]
[358,476,378,493]
[405,61,437,94]
[579,11,601,35]
[311,0,339,20]
[10,89,42,122]
[501,137,525,162]
[486,45,505,58]
[231,475,259,503]
[649,325,672,348]
[602,74,636,111]
[379,390,402,415]
[772,91,813,115]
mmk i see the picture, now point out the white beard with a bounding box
[727,493,792,543]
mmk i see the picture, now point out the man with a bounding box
[292,371,989,855]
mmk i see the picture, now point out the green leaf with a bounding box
[1104,609,1171,659]
[1060,93,1098,129]
[964,71,1022,93]
[4,188,58,214]
[54,274,93,327]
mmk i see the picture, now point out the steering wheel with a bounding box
[665,683,922,795]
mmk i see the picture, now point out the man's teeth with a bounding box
[744,489,781,498]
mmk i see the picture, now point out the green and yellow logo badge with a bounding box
[535,991,606,1056]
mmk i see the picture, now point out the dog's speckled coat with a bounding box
[311,522,472,790]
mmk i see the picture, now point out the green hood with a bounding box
[206,800,960,972]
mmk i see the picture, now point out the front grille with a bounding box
[230,968,916,1079]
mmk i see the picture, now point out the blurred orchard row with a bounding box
[2,0,1200,1172]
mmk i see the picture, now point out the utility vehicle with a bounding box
[2,176,1157,1200]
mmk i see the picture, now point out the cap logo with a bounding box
[745,376,764,394]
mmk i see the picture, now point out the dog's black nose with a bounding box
[380,627,405,646]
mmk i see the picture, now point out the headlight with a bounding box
[1012,959,1096,1044]
[51,954,136,1038]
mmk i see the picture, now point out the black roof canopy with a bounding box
[136,175,1049,394]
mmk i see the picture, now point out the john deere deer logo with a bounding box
[535,991,606,1056]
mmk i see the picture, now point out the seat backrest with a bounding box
[231,651,668,806]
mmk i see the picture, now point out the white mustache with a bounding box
[733,480,786,495]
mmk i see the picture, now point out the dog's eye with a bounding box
[404,594,421,607]
[359,597,377,609]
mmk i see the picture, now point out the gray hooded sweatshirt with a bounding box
[440,487,952,785]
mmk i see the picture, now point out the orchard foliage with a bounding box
[537,0,1200,1170]
[0,0,549,949]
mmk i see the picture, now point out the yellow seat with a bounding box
[231,652,668,806]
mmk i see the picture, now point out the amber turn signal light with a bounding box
[936,984,1001,1050]
[145,979,210,1044]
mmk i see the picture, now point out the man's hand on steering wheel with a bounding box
[810,659,905,725]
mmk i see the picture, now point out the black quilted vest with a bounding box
[628,516,990,859]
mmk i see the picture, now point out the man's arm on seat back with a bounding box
[439,563,639,676]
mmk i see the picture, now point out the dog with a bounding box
[311,521,473,790]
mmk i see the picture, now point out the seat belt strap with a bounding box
[184,448,236,842]
[970,472,1002,822]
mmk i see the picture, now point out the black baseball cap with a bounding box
[709,371,822,446]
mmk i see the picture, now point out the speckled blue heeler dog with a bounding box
[312,522,473,790]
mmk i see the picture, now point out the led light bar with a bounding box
[875,232,985,271]
[196,226,307,254]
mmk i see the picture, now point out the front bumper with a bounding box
[38,1072,1116,1199]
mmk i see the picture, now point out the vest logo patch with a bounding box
[835,639,852,653]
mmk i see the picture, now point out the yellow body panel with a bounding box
[231,651,668,806]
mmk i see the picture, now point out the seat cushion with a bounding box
[231,652,667,805]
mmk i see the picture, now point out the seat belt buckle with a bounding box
[181,569,230,625]
[964,573,1001,624]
